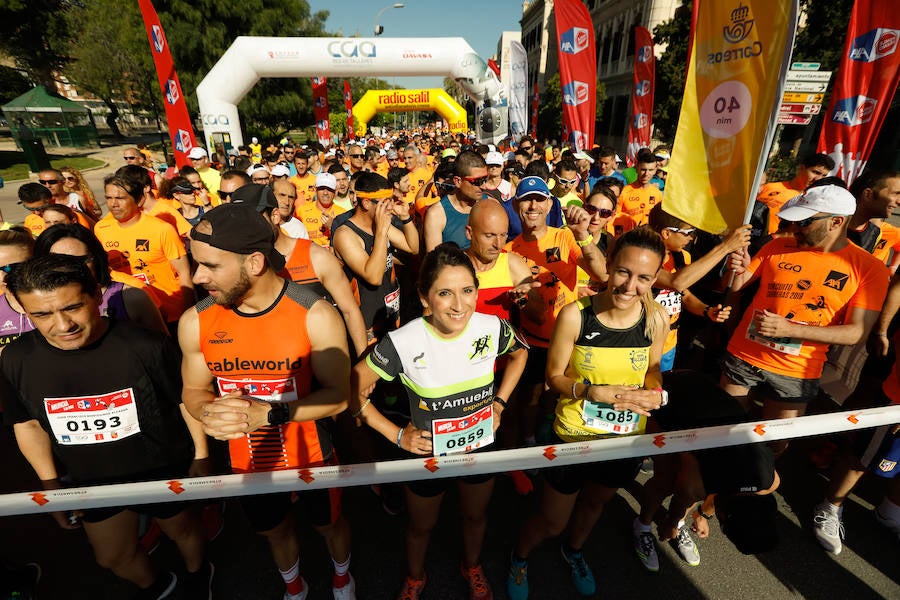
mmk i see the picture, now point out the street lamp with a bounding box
[374,3,404,36]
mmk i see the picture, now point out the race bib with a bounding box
[217,376,298,403]
[654,289,682,317]
[45,388,141,446]
[384,288,400,314]
[133,272,151,285]
[746,309,803,356]
[581,400,640,434]
[430,404,494,456]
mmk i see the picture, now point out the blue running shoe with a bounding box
[561,546,596,596]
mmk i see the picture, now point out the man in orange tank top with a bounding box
[179,204,356,600]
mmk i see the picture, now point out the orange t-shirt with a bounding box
[405,166,433,206]
[617,183,661,226]
[727,237,889,378]
[109,270,164,308]
[146,200,191,238]
[290,173,317,205]
[93,213,188,322]
[608,213,637,237]
[24,210,94,237]
[295,201,347,248]
[756,180,804,235]
[873,222,900,267]
[506,227,581,347]
[197,281,332,473]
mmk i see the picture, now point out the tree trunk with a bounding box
[103,98,123,139]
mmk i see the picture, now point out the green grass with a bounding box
[0,150,105,182]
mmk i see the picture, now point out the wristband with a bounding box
[493,396,507,408]
[398,215,414,225]
[352,398,372,419]
[576,236,593,247]
[396,428,404,448]
[652,387,669,407]
[267,402,291,426]
[697,508,715,520]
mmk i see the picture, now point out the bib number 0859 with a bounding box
[444,427,484,450]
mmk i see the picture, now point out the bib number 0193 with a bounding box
[65,416,122,432]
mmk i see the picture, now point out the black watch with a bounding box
[267,403,291,426]
[398,215,414,225]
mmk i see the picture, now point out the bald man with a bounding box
[465,199,540,322]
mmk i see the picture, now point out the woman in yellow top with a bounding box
[507,226,669,600]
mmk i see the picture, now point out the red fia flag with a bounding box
[344,81,355,140]
[312,77,331,147]
[554,0,596,149]
[627,27,655,166]
[137,0,197,166]
[816,2,900,185]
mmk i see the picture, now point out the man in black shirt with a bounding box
[0,255,210,599]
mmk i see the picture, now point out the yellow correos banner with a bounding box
[664,1,798,234]
[352,88,467,137]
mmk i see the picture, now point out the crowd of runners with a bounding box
[0,130,898,600]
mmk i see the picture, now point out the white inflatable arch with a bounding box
[196,37,507,150]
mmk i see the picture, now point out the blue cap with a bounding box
[515,176,551,199]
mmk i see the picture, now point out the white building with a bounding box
[520,0,680,149]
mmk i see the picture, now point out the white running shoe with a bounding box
[813,502,844,555]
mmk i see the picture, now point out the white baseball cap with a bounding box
[246,163,270,176]
[573,150,594,164]
[315,172,337,190]
[187,147,208,160]
[270,163,291,177]
[485,151,504,166]
[777,185,856,221]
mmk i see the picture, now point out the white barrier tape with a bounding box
[1,405,897,517]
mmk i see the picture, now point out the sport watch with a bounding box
[267,402,291,426]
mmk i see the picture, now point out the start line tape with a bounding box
[1,405,897,517]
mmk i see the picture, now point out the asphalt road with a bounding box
[1,427,898,599]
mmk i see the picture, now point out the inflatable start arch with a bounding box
[352,89,466,137]
[196,37,507,150]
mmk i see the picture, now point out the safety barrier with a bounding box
[1,405,897,517]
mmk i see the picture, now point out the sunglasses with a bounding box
[665,227,696,237]
[349,153,364,158]
[24,204,50,212]
[39,179,60,186]
[192,184,205,190]
[584,205,614,218]
[123,156,139,161]
[218,190,234,201]
[463,176,489,187]
[64,175,77,182]
[791,214,834,228]
[0,263,21,274]
[520,145,533,151]
[557,176,579,185]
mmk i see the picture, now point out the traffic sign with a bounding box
[777,114,813,125]
[782,92,825,103]
[786,70,832,82]
[784,80,828,93]
[779,103,823,115]
[791,62,821,70]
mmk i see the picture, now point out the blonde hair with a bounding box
[59,166,100,217]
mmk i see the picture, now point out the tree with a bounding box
[0,65,32,105]
[0,0,73,89]
[651,1,692,142]
[537,73,606,143]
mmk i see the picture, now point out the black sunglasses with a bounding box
[463,176,489,187]
[0,263,22,274]
[39,179,60,185]
[792,214,834,228]
[219,190,234,201]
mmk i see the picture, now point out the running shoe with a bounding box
[670,526,700,566]
[812,502,844,555]
[284,577,309,600]
[397,575,426,600]
[2,562,40,599]
[506,556,529,600]
[560,546,596,596]
[874,503,900,540]
[183,561,214,600]
[461,563,493,600]
[333,572,356,600]
[633,529,660,572]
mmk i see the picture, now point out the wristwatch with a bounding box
[267,402,291,426]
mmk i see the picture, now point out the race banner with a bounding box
[530,83,539,137]
[626,27,655,166]
[137,0,197,165]
[508,41,529,137]
[816,2,900,185]
[344,80,355,140]
[554,0,596,149]
[312,76,331,147]
[664,0,799,234]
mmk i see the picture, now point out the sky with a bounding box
[307,0,525,89]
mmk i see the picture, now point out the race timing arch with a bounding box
[196,37,508,151]
[351,89,467,138]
